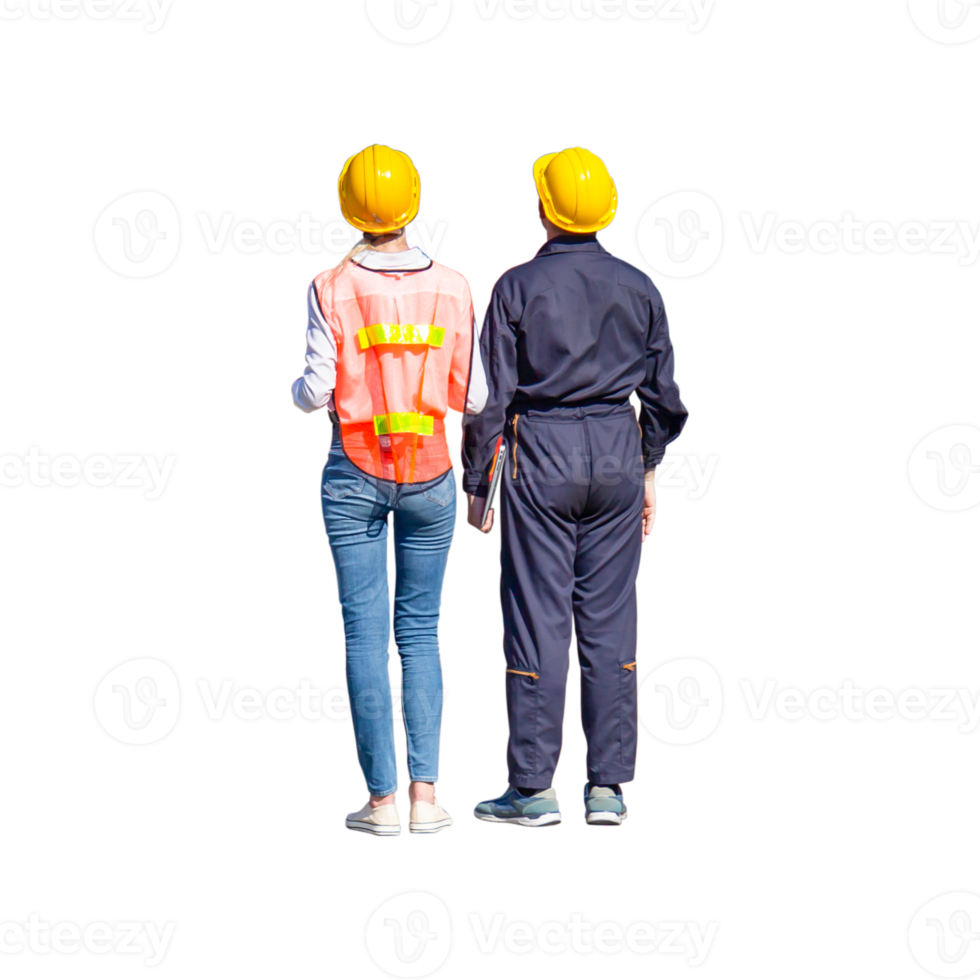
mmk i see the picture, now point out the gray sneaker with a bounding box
[584,784,627,825]
[474,787,561,827]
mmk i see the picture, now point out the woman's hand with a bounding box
[642,469,657,541]
[467,494,494,533]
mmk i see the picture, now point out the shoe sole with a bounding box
[346,820,401,836]
[474,810,562,827]
[409,818,453,834]
[585,809,627,826]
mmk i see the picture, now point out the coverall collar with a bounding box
[535,235,605,257]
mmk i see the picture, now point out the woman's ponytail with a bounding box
[325,236,379,284]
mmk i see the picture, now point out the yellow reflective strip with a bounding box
[376,324,398,345]
[372,413,435,436]
[360,324,443,348]
[507,669,540,680]
[622,662,637,671]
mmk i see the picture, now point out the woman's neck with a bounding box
[368,230,410,253]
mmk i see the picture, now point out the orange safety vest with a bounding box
[314,257,475,484]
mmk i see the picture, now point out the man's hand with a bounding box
[467,494,494,533]
[642,469,656,541]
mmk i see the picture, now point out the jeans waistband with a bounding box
[513,400,634,422]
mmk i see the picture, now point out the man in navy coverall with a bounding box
[462,148,688,827]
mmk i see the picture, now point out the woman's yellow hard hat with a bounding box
[534,147,617,234]
[338,144,420,235]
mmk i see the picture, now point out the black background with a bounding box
[0,0,980,977]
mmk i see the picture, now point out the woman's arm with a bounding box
[466,311,487,415]
[291,281,338,413]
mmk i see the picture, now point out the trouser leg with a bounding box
[574,410,644,785]
[321,457,396,797]
[392,472,456,784]
[500,416,580,788]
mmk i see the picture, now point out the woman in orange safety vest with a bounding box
[292,144,487,836]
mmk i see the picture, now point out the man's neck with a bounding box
[543,232,599,245]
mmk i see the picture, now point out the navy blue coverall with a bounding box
[462,235,688,788]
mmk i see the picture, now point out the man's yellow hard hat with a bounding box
[338,144,420,235]
[534,147,617,234]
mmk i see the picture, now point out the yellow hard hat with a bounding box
[338,144,420,235]
[533,147,617,234]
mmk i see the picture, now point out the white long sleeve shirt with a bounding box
[291,247,488,415]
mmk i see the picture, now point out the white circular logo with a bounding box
[366,892,451,978]
[909,0,980,43]
[94,658,180,745]
[637,191,723,278]
[910,893,980,978]
[640,658,723,745]
[365,0,453,43]
[909,425,980,512]
[94,191,180,278]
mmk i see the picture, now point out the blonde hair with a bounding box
[325,235,382,284]
[324,228,405,285]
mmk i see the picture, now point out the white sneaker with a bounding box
[409,800,453,834]
[346,802,400,836]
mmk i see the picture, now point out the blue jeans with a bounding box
[321,430,456,796]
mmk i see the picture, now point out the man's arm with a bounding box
[642,469,657,541]
[461,286,519,529]
[636,290,687,470]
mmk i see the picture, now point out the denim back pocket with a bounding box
[422,473,455,507]
[322,467,366,501]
